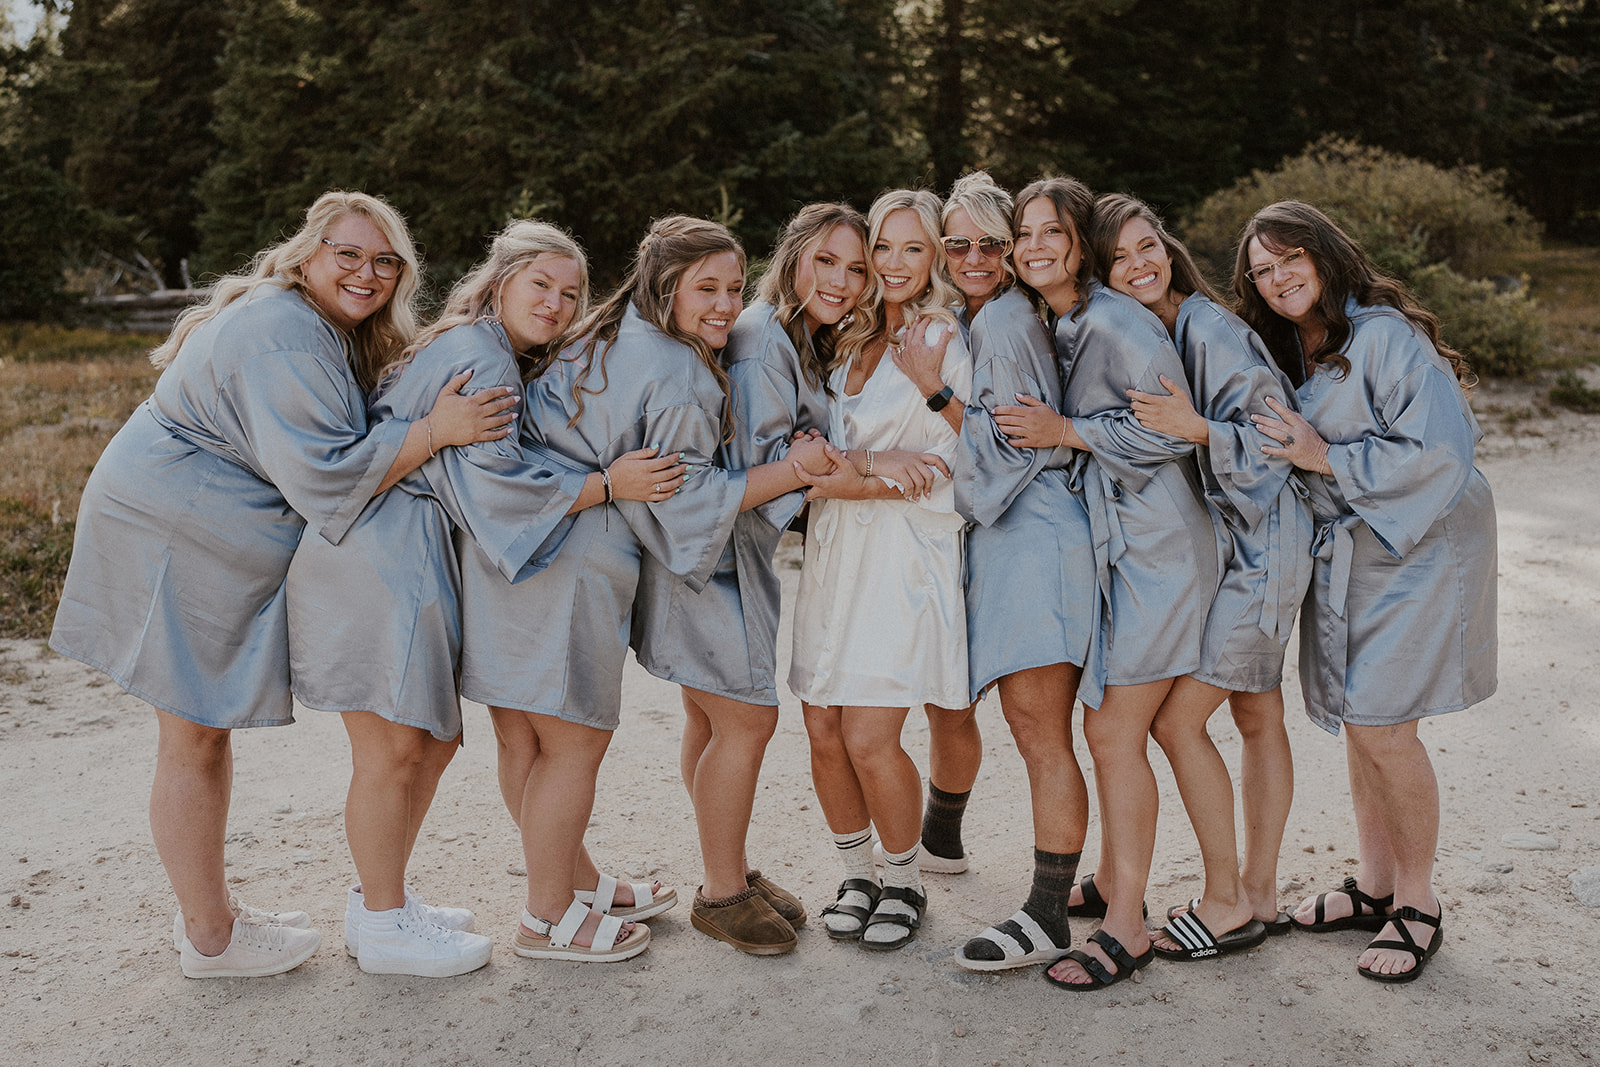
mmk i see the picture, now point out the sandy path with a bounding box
[2,408,1597,1066]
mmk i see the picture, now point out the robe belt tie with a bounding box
[1074,458,1124,711]
[1309,515,1360,619]
[1258,476,1314,642]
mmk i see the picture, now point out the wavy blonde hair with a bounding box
[834,188,960,372]
[943,170,1017,289]
[400,220,588,384]
[755,202,868,392]
[151,191,422,394]
[567,215,745,431]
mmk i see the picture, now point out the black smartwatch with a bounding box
[925,385,954,412]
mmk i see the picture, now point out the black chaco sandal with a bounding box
[1065,873,1148,920]
[1357,905,1442,984]
[1293,876,1394,933]
[820,878,880,941]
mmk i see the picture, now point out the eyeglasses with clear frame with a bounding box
[942,235,1012,259]
[321,239,405,280]
[1244,246,1306,285]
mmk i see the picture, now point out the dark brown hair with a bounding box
[1232,200,1473,386]
[1012,176,1096,320]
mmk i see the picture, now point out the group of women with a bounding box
[49,170,1496,989]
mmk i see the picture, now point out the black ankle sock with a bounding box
[1021,848,1081,947]
[920,783,970,860]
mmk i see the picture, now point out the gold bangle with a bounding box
[1058,416,1068,449]
[865,449,874,477]
[426,418,437,458]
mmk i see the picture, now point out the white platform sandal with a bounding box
[513,899,650,962]
[574,872,678,921]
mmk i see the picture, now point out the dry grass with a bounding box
[0,327,159,637]
[1494,244,1600,368]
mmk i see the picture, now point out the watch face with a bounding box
[926,386,953,412]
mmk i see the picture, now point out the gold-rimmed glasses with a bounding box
[321,239,405,279]
[1244,246,1306,285]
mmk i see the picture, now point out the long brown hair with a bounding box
[567,215,745,428]
[1232,200,1473,386]
[401,219,589,384]
[1088,193,1219,306]
[152,191,422,394]
[755,203,867,392]
[1012,176,1095,320]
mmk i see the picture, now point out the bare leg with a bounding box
[1046,679,1171,985]
[151,710,235,956]
[1228,687,1294,921]
[489,707,617,905]
[515,713,623,949]
[1347,721,1441,977]
[840,707,919,852]
[803,702,870,834]
[1149,677,1252,947]
[680,687,778,898]
[924,702,981,793]
[341,711,458,911]
[996,663,1088,854]
[1290,730,1400,927]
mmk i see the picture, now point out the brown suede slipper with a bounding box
[747,869,807,929]
[691,887,797,956]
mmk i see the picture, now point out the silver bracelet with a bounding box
[865,449,874,477]
[601,467,614,504]
[426,418,437,458]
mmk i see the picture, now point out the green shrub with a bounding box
[1182,136,1541,282]
[1410,265,1545,380]
[1549,370,1600,414]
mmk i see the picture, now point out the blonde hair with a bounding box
[568,215,745,429]
[151,191,422,394]
[836,189,960,372]
[943,171,1016,288]
[401,220,588,384]
[755,202,868,391]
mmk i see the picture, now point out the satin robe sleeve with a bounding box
[1069,300,1194,490]
[1324,314,1478,559]
[727,339,810,534]
[956,295,1060,527]
[373,324,587,583]
[614,377,747,592]
[218,346,410,547]
[1179,298,1298,532]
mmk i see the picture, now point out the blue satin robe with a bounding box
[458,305,746,731]
[630,302,830,705]
[1063,285,1219,710]
[285,321,584,740]
[49,285,408,728]
[1294,299,1497,733]
[955,287,1095,701]
[1173,294,1314,693]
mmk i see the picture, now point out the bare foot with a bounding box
[1358,903,1441,978]
[1152,897,1255,953]
[1046,922,1150,987]
[1291,879,1393,928]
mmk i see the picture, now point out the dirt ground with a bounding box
[3,385,1597,1066]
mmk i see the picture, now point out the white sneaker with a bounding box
[179,914,322,978]
[172,897,313,951]
[344,885,476,957]
[356,901,493,978]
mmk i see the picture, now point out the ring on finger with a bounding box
[653,483,660,493]
[1283,434,1296,446]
